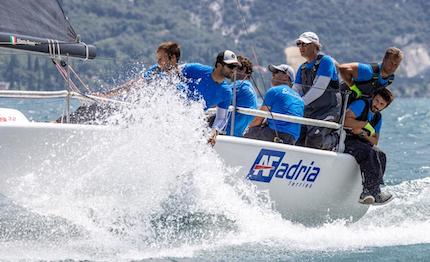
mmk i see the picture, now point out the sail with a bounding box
[0,0,96,59]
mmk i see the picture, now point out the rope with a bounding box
[235,0,284,143]
[67,65,92,93]
[81,41,89,61]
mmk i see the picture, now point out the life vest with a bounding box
[340,63,394,108]
[347,99,381,142]
[300,54,340,118]
[355,63,394,98]
[356,98,381,126]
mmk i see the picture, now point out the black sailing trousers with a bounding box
[344,136,387,195]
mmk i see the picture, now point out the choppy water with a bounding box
[0,86,429,261]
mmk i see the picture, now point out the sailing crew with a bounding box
[225,55,258,137]
[244,64,304,144]
[181,50,240,146]
[338,47,403,102]
[344,88,394,205]
[292,31,341,151]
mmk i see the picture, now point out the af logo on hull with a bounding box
[247,149,320,184]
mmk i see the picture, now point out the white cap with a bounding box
[268,64,295,82]
[296,31,319,44]
[218,50,240,65]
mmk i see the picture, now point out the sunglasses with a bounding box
[296,42,310,47]
[224,63,237,69]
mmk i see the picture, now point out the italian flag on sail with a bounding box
[9,36,17,45]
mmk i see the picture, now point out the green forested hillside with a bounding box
[0,0,428,95]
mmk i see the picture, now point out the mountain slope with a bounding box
[0,0,428,95]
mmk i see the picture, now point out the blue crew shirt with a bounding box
[143,64,163,80]
[225,80,257,136]
[356,63,391,87]
[144,64,188,91]
[181,63,232,109]
[263,85,304,140]
[348,99,382,133]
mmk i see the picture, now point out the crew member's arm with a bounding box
[292,69,304,96]
[292,83,304,96]
[344,109,379,145]
[338,62,365,99]
[95,76,144,98]
[208,107,229,146]
[301,57,337,105]
[248,106,270,127]
[338,63,359,86]
[300,75,330,105]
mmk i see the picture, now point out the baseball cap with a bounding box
[217,50,240,65]
[268,64,295,82]
[296,31,319,44]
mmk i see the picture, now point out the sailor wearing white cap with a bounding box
[292,31,341,151]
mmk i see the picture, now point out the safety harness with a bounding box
[347,99,381,142]
[354,63,394,98]
[300,54,340,118]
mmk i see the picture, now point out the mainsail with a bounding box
[0,0,96,59]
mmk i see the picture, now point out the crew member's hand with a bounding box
[208,129,219,147]
[351,127,363,135]
[362,122,376,136]
[91,92,108,98]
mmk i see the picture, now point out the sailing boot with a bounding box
[359,188,375,205]
[373,191,393,206]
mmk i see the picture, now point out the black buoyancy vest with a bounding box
[357,98,381,130]
[300,54,340,118]
[347,98,381,141]
[355,63,394,98]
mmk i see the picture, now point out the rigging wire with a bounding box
[235,0,284,143]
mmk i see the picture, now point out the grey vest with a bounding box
[300,54,340,119]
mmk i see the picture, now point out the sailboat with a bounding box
[0,0,368,225]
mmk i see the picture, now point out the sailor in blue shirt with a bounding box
[225,56,257,137]
[343,88,394,205]
[182,50,240,145]
[101,41,182,98]
[245,64,304,144]
[292,31,341,150]
[348,99,382,134]
[339,47,403,99]
[68,42,183,123]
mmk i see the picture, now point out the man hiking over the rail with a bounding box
[338,47,403,104]
[292,32,341,151]
[244,64,304,145]
[344,87,394,205]
[57,41,183,124]
[102,41,183,98]
[181,50,240,146]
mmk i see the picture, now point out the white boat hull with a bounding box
[0,123,368,224]
[215,136,368,224]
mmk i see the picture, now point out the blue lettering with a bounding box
[302,161,314,181]
[297,165,307,180]
[306,167,320,182]
[248,149,321,185]
[275,163,289,178]
[286,160,302,180]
